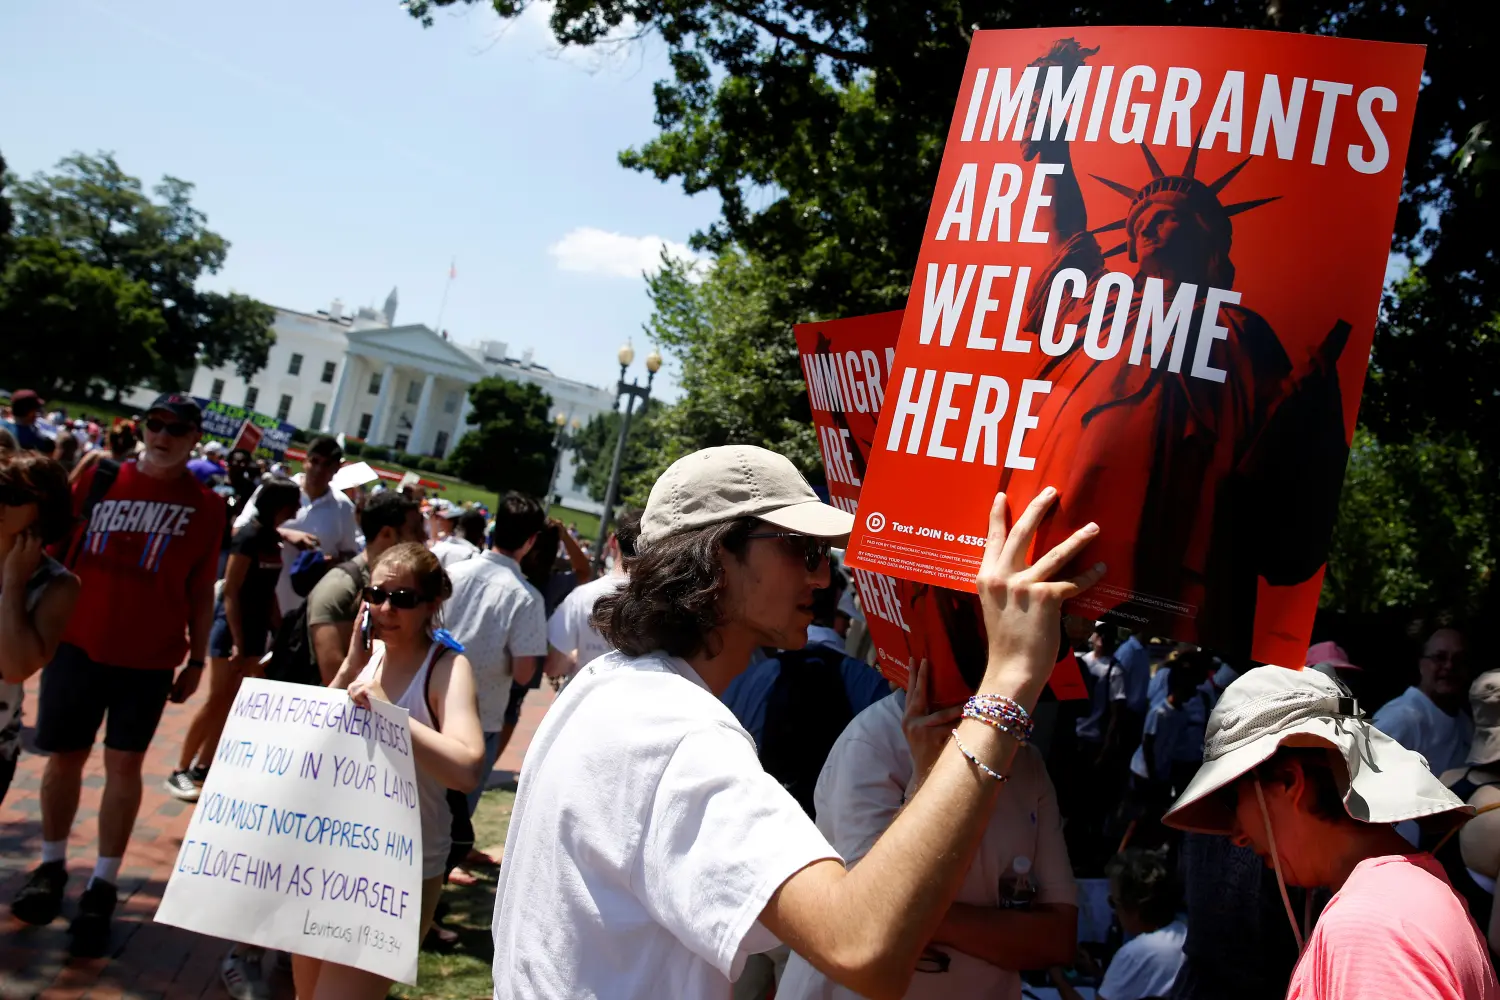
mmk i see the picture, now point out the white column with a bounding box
[369,363,396,444]
[450,384,475,450]
[408,374,438,455]
[326,355,355,433]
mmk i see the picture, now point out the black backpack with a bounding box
[265,561,361,686]
[757,646,857,819]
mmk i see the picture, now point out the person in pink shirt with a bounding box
[1164,665,1497,999]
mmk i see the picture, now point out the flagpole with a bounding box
[433,257,455,336]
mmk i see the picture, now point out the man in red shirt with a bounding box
[10,393,224,958]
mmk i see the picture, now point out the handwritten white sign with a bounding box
[155,678,422,985]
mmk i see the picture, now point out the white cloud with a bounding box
[548,226,703,279]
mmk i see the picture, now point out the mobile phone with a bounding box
[360,604,372,652]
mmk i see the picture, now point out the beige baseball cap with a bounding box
[640,445,854,547]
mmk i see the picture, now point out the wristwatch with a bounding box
[187,658,206,670]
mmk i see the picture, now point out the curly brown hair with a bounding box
[592,518,754,660]
[0,451,74,545]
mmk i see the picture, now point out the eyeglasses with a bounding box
[747,531,829,572]
[363,586,423,610]
[145,417,196,437]
[1424,650,1469,669]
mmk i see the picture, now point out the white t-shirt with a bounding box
[779,692,1077,1000]
[1098,918,1187,1000]
[546,573,627,677]
[491,650,840,999]
[235,485,359,613]
[1372,686,1474,775]
[432,533,481,568]
[444,552,547,732]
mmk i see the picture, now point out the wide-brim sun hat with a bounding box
[640,444,854,548]
[1164,665,1471,835]
[1468,669,1500,767]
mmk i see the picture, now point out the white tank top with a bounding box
[358,640,450,878]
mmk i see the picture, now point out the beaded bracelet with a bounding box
[952,732,1009,782]
[963,694,1034,744]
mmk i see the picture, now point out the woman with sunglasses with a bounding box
[305,541,485,1000]
[0,452,80,806]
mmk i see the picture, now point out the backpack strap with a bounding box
[67,459,121,567]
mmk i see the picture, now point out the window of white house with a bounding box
[310,402,326,430]
[321,361,337,384]
[357,413,372,438]
[405,381,422,405]
[244,387,259,410]
[288,353,303,376]
[443,390,460,414]
[433,431,450,458]
[368,373,382,395]
[277,395,293,421]
[210,379,225,401]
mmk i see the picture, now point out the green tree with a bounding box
[449,377,556,496]
[0,237,167,394]
[8,151,275,388]
[571,398,670,507]
[0,151,13,273]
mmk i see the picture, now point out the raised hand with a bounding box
[975,489,1104,706]
[2,529,44,593]
[902,659,964,791]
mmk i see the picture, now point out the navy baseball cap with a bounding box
[147,392,203,427]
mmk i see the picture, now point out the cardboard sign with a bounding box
[194,397,297,460]
[797,311,1086,704]
[847,28,1424,668]
[155,679,422,985]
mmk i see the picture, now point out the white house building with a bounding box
[151,292,616,512]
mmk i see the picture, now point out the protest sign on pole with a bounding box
[193,397,297,461]
[155,678,422,985]
[797,311,1086,704]
[846,27,1425,668]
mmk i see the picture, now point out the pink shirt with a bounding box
[1288,853,1498,1000]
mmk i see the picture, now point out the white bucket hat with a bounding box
[640,445,853,547]
[1164,665,1472,836]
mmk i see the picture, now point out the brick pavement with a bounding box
[0,673,554,1000]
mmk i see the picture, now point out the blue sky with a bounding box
[0,0,716,396]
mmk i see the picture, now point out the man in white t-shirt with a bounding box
[490,445,1107,999]
[779,685,1077,1000]
[1372,627,1472,774]
[433,507,487,568]
[544,508,640,684]
[234,435,358,611]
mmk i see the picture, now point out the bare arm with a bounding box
[544,645,576,680]
[407,651,487,791]
[311,622,353,685]
[220,552,251,653]
[758,490,1104,1000]
[512,654,539,688]
[554,522,593,583]
[0,572,79,683]
[933,902,1078,970]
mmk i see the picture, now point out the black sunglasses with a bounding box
[363,586,423,610]
[747,531,830,572]
[145,417,196,437]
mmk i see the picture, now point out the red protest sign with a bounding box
[230,418,264,456]
[797,310,1085,704]
[846,27,1424,670]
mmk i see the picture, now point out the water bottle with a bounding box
[999,855,1037,909]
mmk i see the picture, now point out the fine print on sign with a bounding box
[796,311,1087,705]
[847,27,1425,668]
[154,678,422,985]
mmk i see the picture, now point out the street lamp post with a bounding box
[594,341,661,570]
[545,410,580,505]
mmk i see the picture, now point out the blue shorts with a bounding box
[209,602,271,659]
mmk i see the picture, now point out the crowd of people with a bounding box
[2,386,1498,999]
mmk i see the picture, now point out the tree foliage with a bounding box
[449,377,557,497]
[571,398,669,508]
[6,151,275,389]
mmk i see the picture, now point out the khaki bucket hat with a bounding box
[640,445,854,548]
[1468,670,1500,767]
[1164,665,1472,835]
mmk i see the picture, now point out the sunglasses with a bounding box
[145,417,196,437]
[363,586,424,610]
[747,531,830,572]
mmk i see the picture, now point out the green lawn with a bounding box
[390,786,515,1000]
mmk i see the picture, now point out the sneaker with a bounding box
[188,764,210,784]
[221,947,271,1000]
[68,878,117,958]
[10,861,68,925]
[164,769,201,801]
